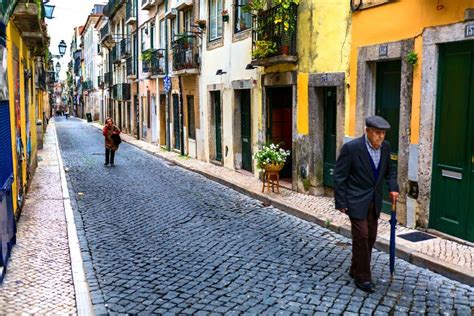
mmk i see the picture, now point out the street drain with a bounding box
[92,153,104,155]
[398,231,436,242]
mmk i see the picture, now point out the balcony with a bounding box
[126,57,137,79]
[104,0,127,19]
[172,34,199,73]
[125,0,137,25]
[112,83,131,101]
[12,0,47,48]
[98,75,104,89]
[141,0,155,10]
[36,70,47,90]
[82,80,93,91]
[175,0,193,10]
[104,72,113,87]
[151,49,166,77]
[111,45,121,64]
[100,22,113,46]
[250,4,298,67]
[120,38,131,58]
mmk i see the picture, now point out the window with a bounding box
[159,19,165,48]
[141,27,146,52]
[209,0,223,41]
[183,10,192,33]
[150,22,155,49]
[234,0,251,33]
[170,17,177,43]
[187,95,196,139]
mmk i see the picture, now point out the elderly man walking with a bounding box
[333,115,399,293]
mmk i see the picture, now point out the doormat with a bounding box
[398,231,436,242]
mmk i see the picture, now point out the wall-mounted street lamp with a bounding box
[43,4,55,19]
[245,64,256,70]
[55,62,61,73]
[58,40,67,57]
[216,69,227,75]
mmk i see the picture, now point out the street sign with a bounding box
[164,75,171,92]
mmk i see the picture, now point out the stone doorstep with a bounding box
[85,120,474,286]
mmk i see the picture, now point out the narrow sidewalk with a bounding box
[0,120,91,314]
[90,120,474,286]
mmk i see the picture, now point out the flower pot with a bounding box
[281,44,289,55]
[263,163,284,172]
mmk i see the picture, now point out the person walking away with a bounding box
[103,118,121,166]
[333,115,399,293]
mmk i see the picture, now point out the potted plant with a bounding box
[252,40,277,59]
[273,0,299,33]
[222,9,229,22]
[254,143,291,172]
[243,0,267,15]
[141,50,154,62]
[195,19,207,29]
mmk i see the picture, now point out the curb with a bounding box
[52,121,95,314]
[84,119,474,286]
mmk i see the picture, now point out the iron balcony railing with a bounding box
[98,75,104,89]
[172,34,199,71]
[120,38,131,58]
[104,0,126,18]
[100,22,110,42]
[104,72,113,87]
[126,57,137,77]
[126,0,136,23]
[151,49,166,76]
[112,83,131,100]
[251,4,297,60]
[82,80,93,91]
[111,45,121,63]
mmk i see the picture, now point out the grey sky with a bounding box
[47,0,107,79]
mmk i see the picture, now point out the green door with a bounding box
[214,92,222,161]
[375,60,401,213]
[323,87,337,187]
[173,94,180,150]
[431,41,474,242]
[241,90,252,171]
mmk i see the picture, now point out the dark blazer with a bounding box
[333,136,399,219]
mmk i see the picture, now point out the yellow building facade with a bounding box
[292,0,352,194]
[5,2,49,215]
[349,0,474,241]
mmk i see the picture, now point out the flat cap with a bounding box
[365,115,391,130]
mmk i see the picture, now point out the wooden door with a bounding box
[241,90,252,171]
[323,87,337,187]
[431,41,474,242]
[375,60,401,213]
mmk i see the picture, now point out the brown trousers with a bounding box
[349,202,378,283]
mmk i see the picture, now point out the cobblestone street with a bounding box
[56,118,474,315]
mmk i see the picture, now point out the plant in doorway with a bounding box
[254,143,290,171]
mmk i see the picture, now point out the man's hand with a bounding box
[389,192,399,207]
[338,208,348,214]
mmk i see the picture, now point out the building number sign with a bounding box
[465,24,474,38]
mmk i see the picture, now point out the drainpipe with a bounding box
[165,0,171,151]
[136,0,140,140]
[178,76,184,156]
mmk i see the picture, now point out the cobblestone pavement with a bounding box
[57,118,474,315]
[0,127,77,314]
[112,123,473,280]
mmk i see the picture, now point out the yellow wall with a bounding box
[296,0,351,136]
[6,21,39,213]
[349,0,474,141]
